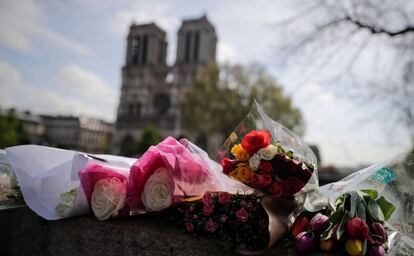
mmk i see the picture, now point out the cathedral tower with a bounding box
[113,23,174,155]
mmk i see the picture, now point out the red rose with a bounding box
[283,177,305,196]
[258,161,273,174]
[235,207,249,223]
[204,219,216,232]
[203,204,214,216]
[218,192,231,205]
[185,222,194,232]
[241,130,271,154]
[251,173,272,189]
[268,181,283,196]
[346,217,369,240]
[221,158,238,174]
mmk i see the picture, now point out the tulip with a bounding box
[291,215,310,236]
[345,239,363,256]
[295,231,317,254]
[346,217,369,240]
[320,239,334,251]
[370,223,387,244]
[368,245,386,256]
[310,213,329,233]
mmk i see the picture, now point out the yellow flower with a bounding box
[230,165,253,183]
[345,239,362,256]
[231,144,250,161]
[320,239,334,251]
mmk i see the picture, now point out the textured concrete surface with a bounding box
[0,207,296,256]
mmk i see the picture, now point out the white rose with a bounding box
[91,177,126,221]
[141,168,172,212]
[249,154,261,170]
[257,144,278,160]
[55,188,77,217]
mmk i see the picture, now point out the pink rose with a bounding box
[203,204,214,216]
[218,192,231,205]
[236,207,249,223]
[185,223,194,232]
[204,219,216,232]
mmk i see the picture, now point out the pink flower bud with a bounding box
[295,231,317,254]
[346,217,369,240]
[235,207,249,223]
[310,213,329,233]
[370,223,387,244]
[368,245,386,256]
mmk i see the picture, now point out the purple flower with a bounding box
[310,213,329,233]
[295,232,317,254]
[368,245,386,256]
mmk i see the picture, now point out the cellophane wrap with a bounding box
[5,145,136,220]
[305,153,414,255]
[217,101,318,198]
[128,137,254,215]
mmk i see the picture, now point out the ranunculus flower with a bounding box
[248,154,261,170]
[221,158,238,174]
[236,207,249,223]
[141,168,172,212]
[370,223,387,244]
[251,173,272,189]
[218,192,231,205]
[292,214,310,237]
[91,177,126,221]
[257,144,278,160]
[202,191,214,206]
[220,214,228,223]
[310,213,329,233]
[241,130,271,154]
[320,239,334,251]
[258,161,273,174]
[345,239,363,256]
[368,245,386,256]
[346,217,369,240]
[185,222,194,232]
[230,164,253,183]
[295,231,317,254]
[204,219,216,232]
[230,144,250,161]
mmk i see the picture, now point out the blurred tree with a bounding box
[0,113,27,148]
[276,0,414,146]
[182,63,304,139]
[135,126,161,155]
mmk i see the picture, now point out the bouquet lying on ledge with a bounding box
[3,102,414,255]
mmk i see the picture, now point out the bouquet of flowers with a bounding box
[291,189,395,255]
[218,101,318,199]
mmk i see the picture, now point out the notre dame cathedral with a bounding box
[113,15,217,155]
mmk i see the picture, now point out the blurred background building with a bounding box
[112,15,217,155]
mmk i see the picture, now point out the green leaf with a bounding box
[362,238,367,255]
[336,210,350,240]
[321,225,334,241]
[367,198,385,222]
[286,150,294,158]
[329,206,345,223]
[376,196,396,221]
[335,193,348,209]
[348,191,362,217]
[360,189,378,199]
[356,202,366,221]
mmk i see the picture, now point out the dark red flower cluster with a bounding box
[177,192,270,251]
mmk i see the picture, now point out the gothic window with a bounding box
[142,35,148,64]
[154,94,170,115]
[193,30,200,62]
[131,36,140,65]
[184,31,192,63]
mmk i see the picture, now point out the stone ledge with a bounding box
[0,207,294,256]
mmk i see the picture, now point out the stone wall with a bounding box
[0,207,295,256]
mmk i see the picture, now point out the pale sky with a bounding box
[0,0,411,166]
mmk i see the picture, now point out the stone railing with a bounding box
[0,207,294,256]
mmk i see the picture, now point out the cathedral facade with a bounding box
[113,15,217,155]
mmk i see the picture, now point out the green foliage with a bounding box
[181,63,304,138]
[0,113,27,148]
[135,126,161,155]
